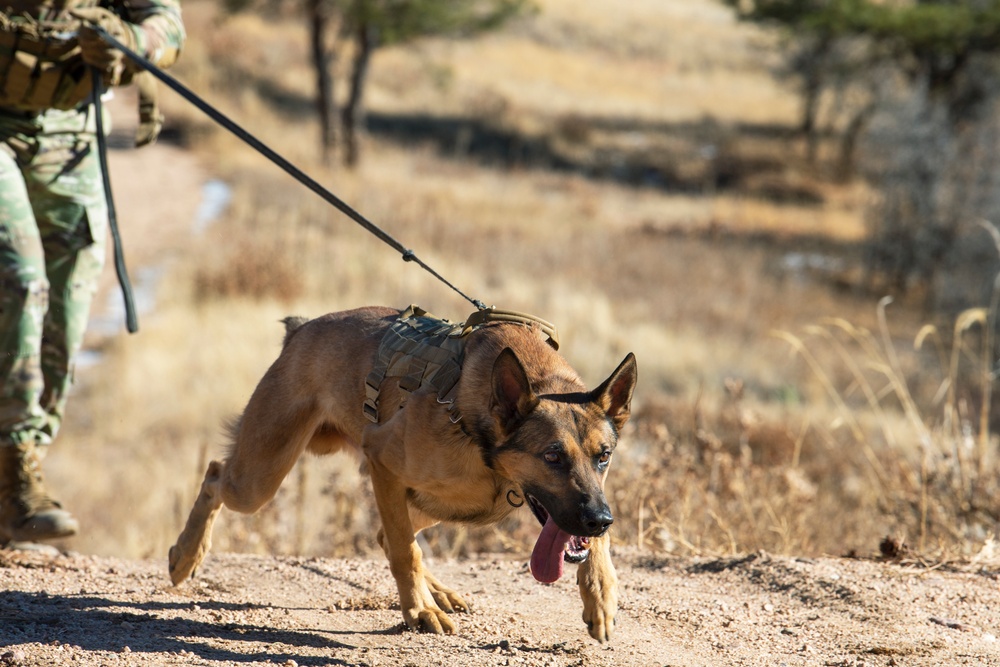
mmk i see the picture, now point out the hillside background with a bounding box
[46,0,1000,569]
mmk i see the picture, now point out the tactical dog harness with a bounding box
[363,305,559,424]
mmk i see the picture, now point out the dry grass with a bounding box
[44,0,1000,567]
[615,297,1000,560]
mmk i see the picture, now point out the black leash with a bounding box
[92,67,139,333]
[91,26,487,312]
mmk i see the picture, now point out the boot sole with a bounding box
[10,514,79,542]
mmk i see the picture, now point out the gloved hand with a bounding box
[70,7,139,85]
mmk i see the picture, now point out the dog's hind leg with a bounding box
[168,460,225,585]
[168,403,325,585]
[168,340,337,584]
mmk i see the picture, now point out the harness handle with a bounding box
[460,307,559,350]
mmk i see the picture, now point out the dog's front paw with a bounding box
[577,542,618,643]
[424,571,471,614]
[582,595,616,643]
[404,605,458,634]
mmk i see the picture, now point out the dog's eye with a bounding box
[543,450,562,464]
[597,451,612,467]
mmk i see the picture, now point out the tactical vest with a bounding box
[0,0,105,111]
[363,305,559,424]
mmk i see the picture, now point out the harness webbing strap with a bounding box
[363,305,559,424]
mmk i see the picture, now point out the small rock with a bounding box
[1,649,26,665]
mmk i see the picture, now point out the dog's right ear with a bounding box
[592,352,638,432]
[490,348,539,434]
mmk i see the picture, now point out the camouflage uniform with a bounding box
[0,0,184,542]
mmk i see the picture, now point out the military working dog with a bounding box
[168,305,637,642]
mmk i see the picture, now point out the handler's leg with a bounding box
[0,138,80,542]
[0,107,107,543]
[28,108,108,444]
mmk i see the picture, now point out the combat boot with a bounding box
[0,442,78,542]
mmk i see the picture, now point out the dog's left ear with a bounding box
[491,348,540,434]
[591,352,637,431]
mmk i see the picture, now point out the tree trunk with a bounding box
[308,0,336,165]
[799,35,831,165]
[342,20,376,168]
[836,102,875,182]
[801,68,822,164]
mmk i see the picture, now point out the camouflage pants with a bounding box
[0,105,108,448]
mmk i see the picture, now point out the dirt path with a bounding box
[2,548,998,666]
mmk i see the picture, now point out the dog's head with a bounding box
[487,348,637,584]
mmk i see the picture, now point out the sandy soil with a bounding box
[2,547,998,667]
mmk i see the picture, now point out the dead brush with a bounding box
[769,287,1000,558]
[603,262,1000,561]
[605,390,825,557]
[192,239,304,305]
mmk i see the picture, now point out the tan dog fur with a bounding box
[168,306,637,642]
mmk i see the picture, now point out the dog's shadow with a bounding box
[0,589,403,665]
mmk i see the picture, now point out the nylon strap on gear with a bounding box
[363,305,559,424]
[92,67,138,333]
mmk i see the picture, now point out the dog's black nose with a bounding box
[584,509,614,535]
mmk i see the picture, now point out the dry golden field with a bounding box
[48,0,1000,572]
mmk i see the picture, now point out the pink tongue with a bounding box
[529,516,571,584]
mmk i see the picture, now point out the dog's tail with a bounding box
[281,316,310,348]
